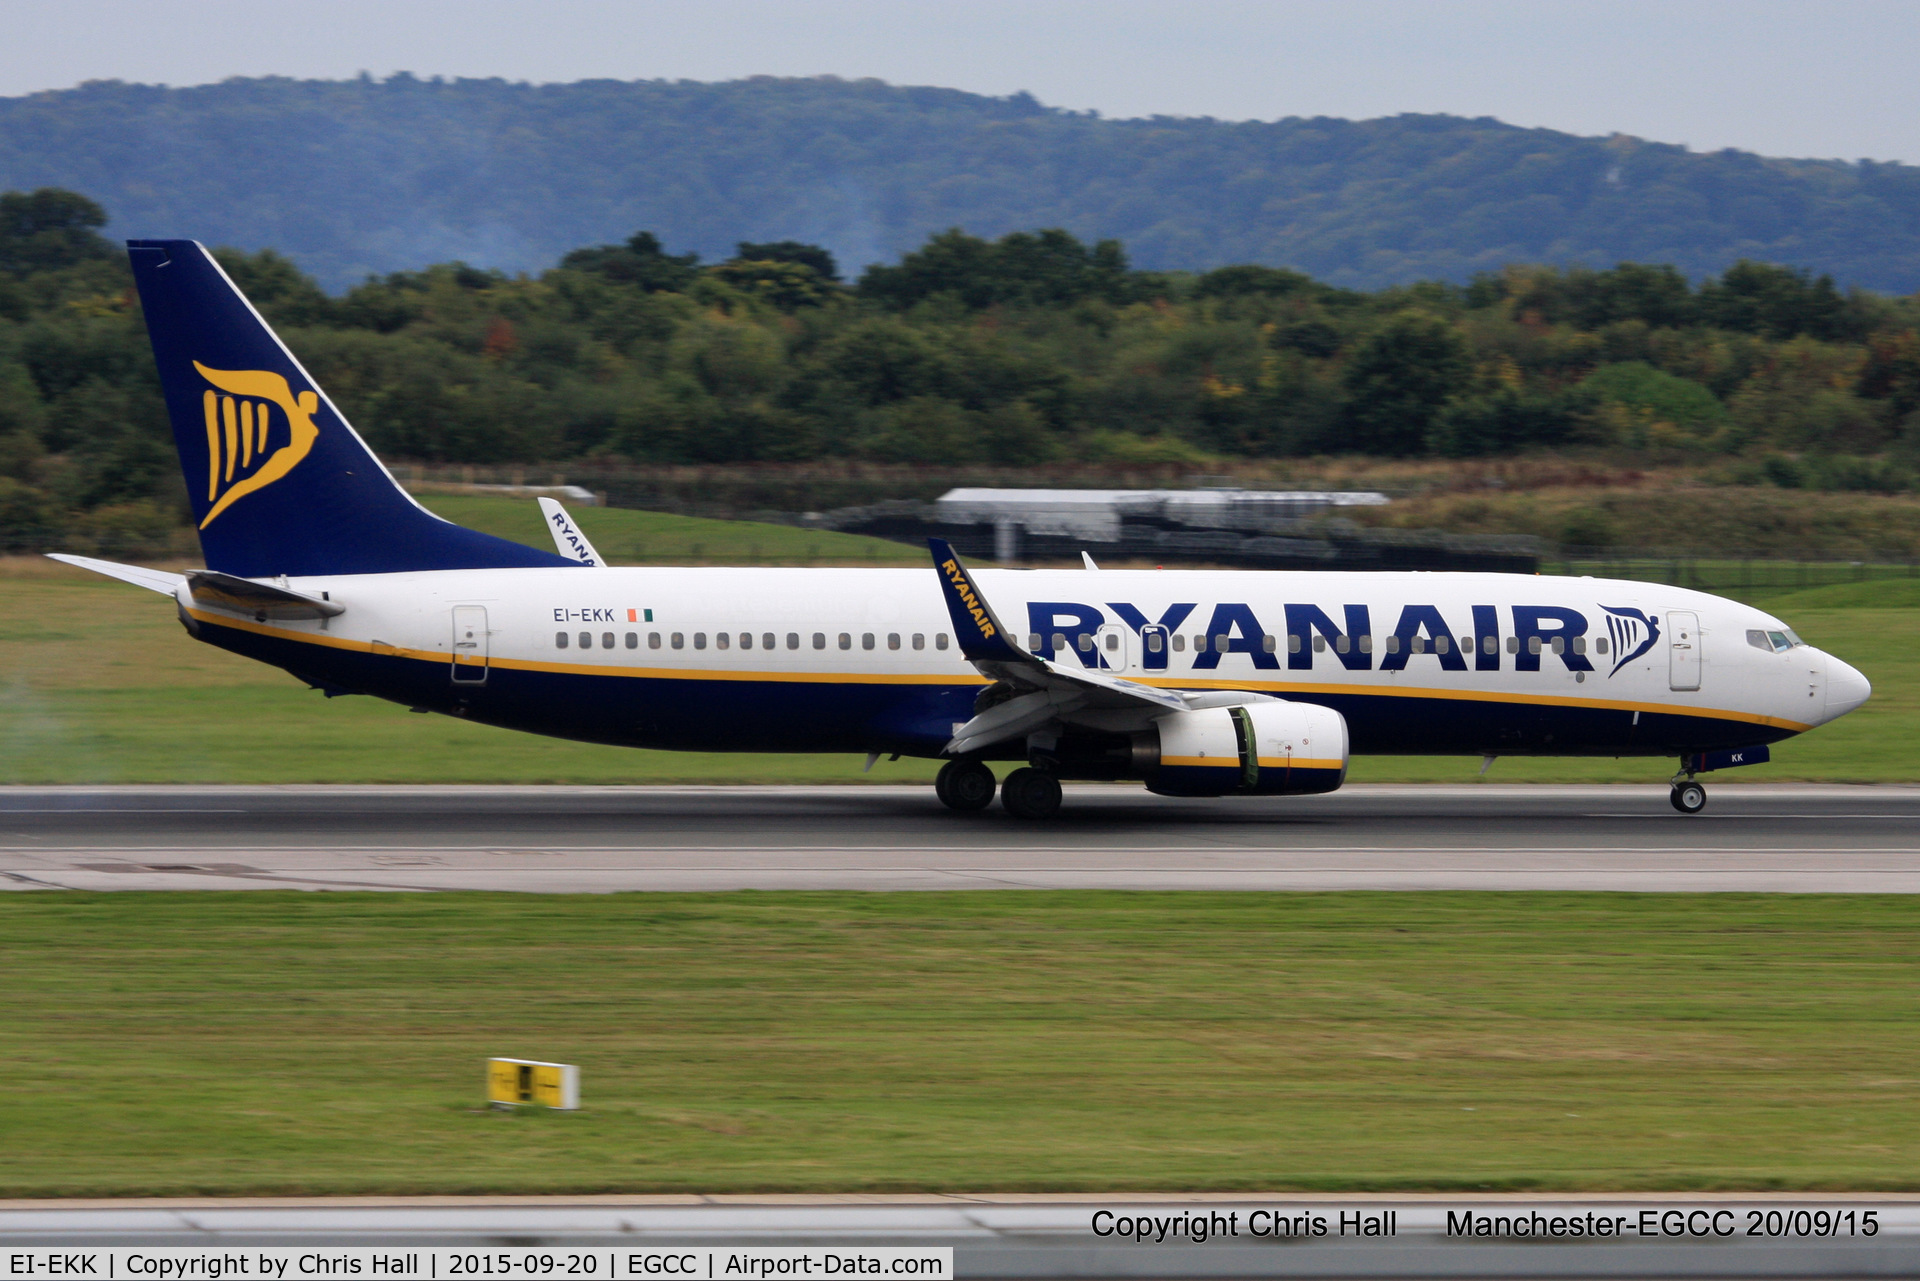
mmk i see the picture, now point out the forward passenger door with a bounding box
[1668,610,1700,691]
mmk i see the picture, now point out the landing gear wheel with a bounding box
[1670,781,1707,814]
[935,759,996,812]
[1001,767,1063,820]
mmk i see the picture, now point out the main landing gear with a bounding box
[935,758,997,812]
[1000,767,1063,820]
[934,759,1063,819]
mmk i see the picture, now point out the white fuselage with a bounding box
[175,565,1869,761]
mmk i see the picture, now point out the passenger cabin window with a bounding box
[1550,637,1565,655]
[625,633,638,649]
[1313,635,1326,653]
[1483,636,1497,655]
[1260,634,1276,653]
[694,633,707,650]
[935,634,949,650]
[862,633,876,650]
[1572,636,1586,655]
[1193,635,1207,653]
[737,633,750,650]
[1172,634,1186,652]
[813,633,826,649]
[602,632,615,649]
[1288,634,1302,654]
[555,632,569,649]
[888,633,901,650]
[787,633,800,649]
[671,633,685,649]
[1506,636,1520,654]
[912,634,925,650]
[649,633,662,649]
[578,632,592,649]
[1337,635,1352,654]
[715,633,729,650]
[1528,636,1542,655]
[1383,635,1400,655]
[1595,637,1609,654]
[763,633,776,651]
[838,633,851,650]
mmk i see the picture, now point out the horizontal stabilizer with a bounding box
[46,554,186,595]
[538,497,605,567]
[186,569,344,620]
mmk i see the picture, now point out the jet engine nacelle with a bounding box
[1140,700,1349,797]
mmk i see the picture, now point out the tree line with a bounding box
[3,186,1919,552]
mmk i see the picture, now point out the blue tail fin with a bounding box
[128,239,571,577]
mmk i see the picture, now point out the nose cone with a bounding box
[1825,654,1872,722]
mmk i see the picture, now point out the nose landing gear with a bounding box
[935,758,997,812]
[1669,776,1707,814]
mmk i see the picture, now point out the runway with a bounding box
[3,783,1918,891]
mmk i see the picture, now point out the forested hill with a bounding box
[5,75,1920,293]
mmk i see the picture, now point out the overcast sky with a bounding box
[10,0,1920,163]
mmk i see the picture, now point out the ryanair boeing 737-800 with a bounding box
[51,241,1871,818]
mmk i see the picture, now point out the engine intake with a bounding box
[1137,701,1349,797]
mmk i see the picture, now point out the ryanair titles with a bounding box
[1027,600,1642,677]
[941,558,998,640]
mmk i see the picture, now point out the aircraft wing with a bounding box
[928,538,1187,754]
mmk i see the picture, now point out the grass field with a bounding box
[2,494,1912,784]
[2,891,1917,1195]
[419,494,923,565]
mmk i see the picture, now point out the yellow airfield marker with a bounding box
[487,1057,579,1110]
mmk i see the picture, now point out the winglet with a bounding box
[538,497,605,566]
[929,538,1028,664]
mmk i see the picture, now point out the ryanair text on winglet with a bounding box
[941,558,996,640]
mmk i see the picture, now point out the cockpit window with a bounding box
[1749,628,1799,653]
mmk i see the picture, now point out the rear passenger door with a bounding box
[452,605,489,684]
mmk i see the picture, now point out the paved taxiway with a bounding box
[2,783,1917,891]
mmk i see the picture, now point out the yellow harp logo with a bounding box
[194,362,321,529]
